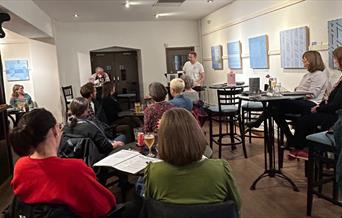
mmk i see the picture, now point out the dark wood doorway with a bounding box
[90,51,140,99]
[165,47,194,74]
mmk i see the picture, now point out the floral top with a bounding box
[10,93,32,108]
[144,101,174,132]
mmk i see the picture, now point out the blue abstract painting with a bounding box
[227,41,242,69]
[249,35,269,69]
[328,18,342,68]
[211,45,223,70]
[280,26,309,69]
[5,60,29,81]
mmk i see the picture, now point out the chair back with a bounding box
[140,198,238,218]
[3,196,77,218]
[58,132,105,167]
[217,89,243,112]
[62,86,74,106]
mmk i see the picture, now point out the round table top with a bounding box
[239,94,305,102]
[209,84,248,89]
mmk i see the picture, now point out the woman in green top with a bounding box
[144,108,241,210]
[10,84,33,109]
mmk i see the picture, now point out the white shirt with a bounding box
[183,61,204,85]
[295,69,330,104]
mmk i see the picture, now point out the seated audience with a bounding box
[181,75,200,102]
[89,66,110,87]
[80,82,98,116]
[9,84,33,109]
[144,108,241,209]
[248,50,329,128]
[144,82,174,133]
[9,108,116,217]
[169,78,193,111]
[101,82,141,141]
[285,47,342,159]
[63,97,125,157]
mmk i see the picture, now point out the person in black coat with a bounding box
[285,46,342,159]
[63,97,125,156]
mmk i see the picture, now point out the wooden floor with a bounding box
[208,127,342,218]
[1,127,342,217]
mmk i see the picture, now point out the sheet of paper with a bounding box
[93,150,139,167]
[114,155,161,174]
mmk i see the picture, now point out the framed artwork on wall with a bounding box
[328,18,342,68]
[5,59,29,81]
[227,41,242,69]
[211,45,223,70]
[280,26,309,69]
[249,35,269,69]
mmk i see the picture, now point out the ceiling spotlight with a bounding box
[74,13,79,18]
[207,0,214,3]
[125,0,130,8]
[155,14,160,19]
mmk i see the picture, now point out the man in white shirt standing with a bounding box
[182,51,205,87]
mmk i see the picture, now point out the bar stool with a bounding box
[241,102,264,143]
[206,89,247,158]
[306,131,342,216]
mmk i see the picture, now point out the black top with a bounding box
[318,81,342,114]
[101,96,122,124]
[63,119,113,155]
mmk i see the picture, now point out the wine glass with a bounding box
[144,133,155,157]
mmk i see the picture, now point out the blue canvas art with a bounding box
[280,26,309,69]
[211,45,223,70]
[249,35,269,69]
[227,41,242,69]
[328,18,342,68]
[5,60,29,81]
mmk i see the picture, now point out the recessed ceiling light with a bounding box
[155,14,160,19]
[207,0,214,3]
[74,13,79,18]
[125,0,130,8]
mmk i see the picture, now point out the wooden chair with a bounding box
[61,86,73,121]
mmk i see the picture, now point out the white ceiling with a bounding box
[33,0,234,22]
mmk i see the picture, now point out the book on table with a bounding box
[93,150,161,174]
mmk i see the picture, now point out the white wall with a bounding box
[2,43,35,104]
[1,38,63,122]
[201,0,342,103]
[29,40,63,122]
[54,21,200,96]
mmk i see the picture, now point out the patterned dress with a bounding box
[144,101,174,132]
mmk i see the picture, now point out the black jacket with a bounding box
[63,119,113,155]
[101,96,122,124]
[318,81,342,114]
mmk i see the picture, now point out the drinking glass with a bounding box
[144,133,155,157]
[134,102,141,113]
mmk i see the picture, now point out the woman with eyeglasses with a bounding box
[10,108,116,217]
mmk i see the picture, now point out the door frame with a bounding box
[165,46,195,74]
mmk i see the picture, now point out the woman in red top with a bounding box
[9,108,116,217]
[144,82,174,132]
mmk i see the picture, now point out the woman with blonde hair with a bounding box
[10,84,33,109]
[144,108,241,210]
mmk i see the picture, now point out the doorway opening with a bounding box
[90,46,143,105]
[165,46,194,74]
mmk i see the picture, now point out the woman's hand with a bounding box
[112,140,124,149]
[311,105,318,113]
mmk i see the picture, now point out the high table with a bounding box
[239,94,306,192]
[209,83,249,90]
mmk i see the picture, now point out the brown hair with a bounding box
[102,82,114,98]
[158,108,207,166]
[9,108,56,156]
[149,82,168,102]
[80,82,95,99]
[302,51,325,73]
[69,97,89,128]
[333,47,342,71]
[12,84,23,98]
[189,51,197,58]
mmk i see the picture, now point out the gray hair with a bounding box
[181,75,193,90]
